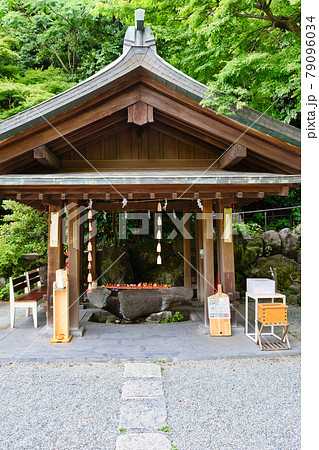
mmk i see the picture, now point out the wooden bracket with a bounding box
[127,101,154,126]
[34,145,60,170]
[219,144,247,169]
[279,186,289,196]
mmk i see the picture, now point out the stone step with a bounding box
[124,362,162,378]
[122,378,164,399]
[119,399,167,429]
[116,433,171,450]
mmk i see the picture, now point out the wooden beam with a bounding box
[219,144,247,169]
[47,203,63,325]
[68,202,81,331]
[34,145,60,170]
[216,200,237,326]
[140,86,301,171]
[279,186,289,196]
[0,86,141,164]
[93,201,192,211]
[60,159,221,170]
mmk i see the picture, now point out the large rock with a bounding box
[147,256,184,286]
[234,232,263,269]
[118,287,193,320]
[279,228,300,259]
[294,224,301,236]
[248,254,301,302]
[128,240,174,282]
[262,230,281,255]
[87,287,111,308]
[88,286,193,320]
[96,246,134,285]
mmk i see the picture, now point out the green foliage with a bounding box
[267,217,291,231]
[241,187,301,230]
[158,426,171,432]
[0,0,125,79]
[0,1,301,125]
[0,200,48,278]
[233,220,263,236]
[0,31,19,77]
[264,245,272,257]
[94,0,301,125]
[159,311,184,323]
[0,66,75,120]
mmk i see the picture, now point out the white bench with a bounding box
[9,269,47,328]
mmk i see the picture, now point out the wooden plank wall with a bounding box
[58,125,217,162]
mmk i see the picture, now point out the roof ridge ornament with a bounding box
[123,9,157,53]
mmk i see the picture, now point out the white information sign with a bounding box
[50,212,59,247]
[208,295,230,319]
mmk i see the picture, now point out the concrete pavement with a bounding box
[0,305,301,362]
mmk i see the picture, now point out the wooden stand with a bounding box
[208,284,231,336]
[245,292,286,343]
[256,321,290,351]
[51,270,72,343]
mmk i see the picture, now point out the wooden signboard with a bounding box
[49,212,59,247]
[51,270,72,343]
[208,284,231,336]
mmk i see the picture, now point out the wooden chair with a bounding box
[26,268,47,295]
[9,272,44,328]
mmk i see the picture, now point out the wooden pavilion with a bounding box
[0,10,300,331]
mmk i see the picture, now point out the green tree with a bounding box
[0,0,125,79]
[0,200,48,278]
[0,66,75,120]
[0,31,19,78]
[94,0,300,125]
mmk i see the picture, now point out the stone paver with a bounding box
[122,379,164,399]
[0,307,301,362]
[116,433,171,450]
[119,399,167,429]
[124,362,162,378]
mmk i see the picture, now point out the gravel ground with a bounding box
[163,356,301,450]
[0,361,124,449]
[0,357,300,450]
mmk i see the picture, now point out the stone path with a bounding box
[116,362,171,449]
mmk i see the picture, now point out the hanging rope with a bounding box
[87,199,93,293]
[65,203,69,274]
[157,202,162,265]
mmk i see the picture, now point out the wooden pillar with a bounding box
[183,205,192,288]
[216,200,237,326]
[195,211,204,302]
[47,203,63,326]
[202,200,214,327]
[68,201,81,330]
